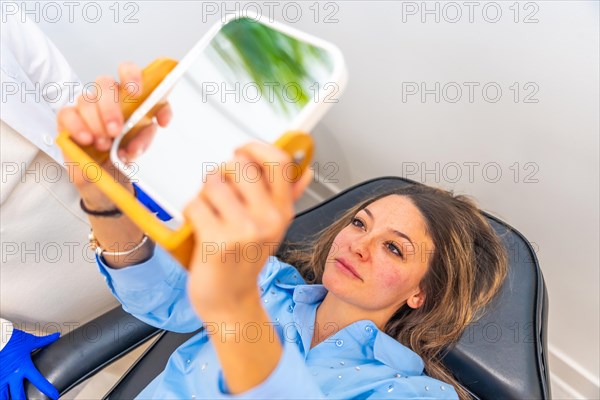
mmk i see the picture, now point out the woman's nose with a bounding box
[350,236,370,259]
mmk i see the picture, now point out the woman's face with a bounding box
[323,195,433,321]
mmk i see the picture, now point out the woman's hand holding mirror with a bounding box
[184,142,313,318]
[57,62,172,208]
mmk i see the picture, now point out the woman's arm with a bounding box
[184,143,313,394]
[57,63,171,269]
[95,245,202,333]
[80,178,153,268]
[208,296,283,394]
[55,64,202,333]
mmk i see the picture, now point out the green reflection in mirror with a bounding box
[210,17,333,115]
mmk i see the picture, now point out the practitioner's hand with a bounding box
[184,142,313,318]
[0,327,60,400]
[57,62,172,208]
[58,62,172,159]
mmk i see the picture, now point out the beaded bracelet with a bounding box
[88,230,149,257]
[79,185,138,217]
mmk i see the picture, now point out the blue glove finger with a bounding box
[23,360,58,400]
[29,332,60,350]
[7,329,37,352]
[8,379,25,400]
[1,383,9,400]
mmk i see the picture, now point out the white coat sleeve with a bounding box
[1,9,81,110]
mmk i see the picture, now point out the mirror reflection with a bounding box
[116,17,339,223]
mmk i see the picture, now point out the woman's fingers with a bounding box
[235,142,294,208]
[229,143,310,242]
[201,170,249,226]
[184,193,215,228]
[227,154,271,209]
[231,141,313,217]
[184,194,218,242]
[60,62,144,154]
[57,107,94,146]
[122,122,157,162]
[117,61,142,97]
[71,75,122,152]
[291,166,313,202]
[76,91,109,150]
[155,102,173,127]
[96,76,124,139]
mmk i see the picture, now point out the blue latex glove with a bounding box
[133,183,172,221]
[0,329,60,400]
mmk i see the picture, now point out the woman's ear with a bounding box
[406,290,426,309]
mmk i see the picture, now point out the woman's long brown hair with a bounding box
[280,184,508,400]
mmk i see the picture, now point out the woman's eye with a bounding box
[386,241,404,258]
[351,217,365,229]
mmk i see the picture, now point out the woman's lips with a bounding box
[335,258,363,281]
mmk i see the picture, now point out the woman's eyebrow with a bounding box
[392,229,414,247]
[363,207,414,246]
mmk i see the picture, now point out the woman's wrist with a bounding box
[193,291,263,324]
[75,159,133,207]
[80,179,152,269]
[99,236,155,269]
[206,298,283,395]
[79,180,133,212]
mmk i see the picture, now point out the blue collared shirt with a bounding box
[97,248,458,399]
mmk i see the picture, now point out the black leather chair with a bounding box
[27,177,550,399]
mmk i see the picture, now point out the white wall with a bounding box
[22,0,599,397]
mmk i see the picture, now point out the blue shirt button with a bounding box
[365,326,374,333]
[335,339,344,347]
[287,304,294,313]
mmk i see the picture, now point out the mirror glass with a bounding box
[114,17,343,224]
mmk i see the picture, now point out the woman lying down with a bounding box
[58,63,507,400]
